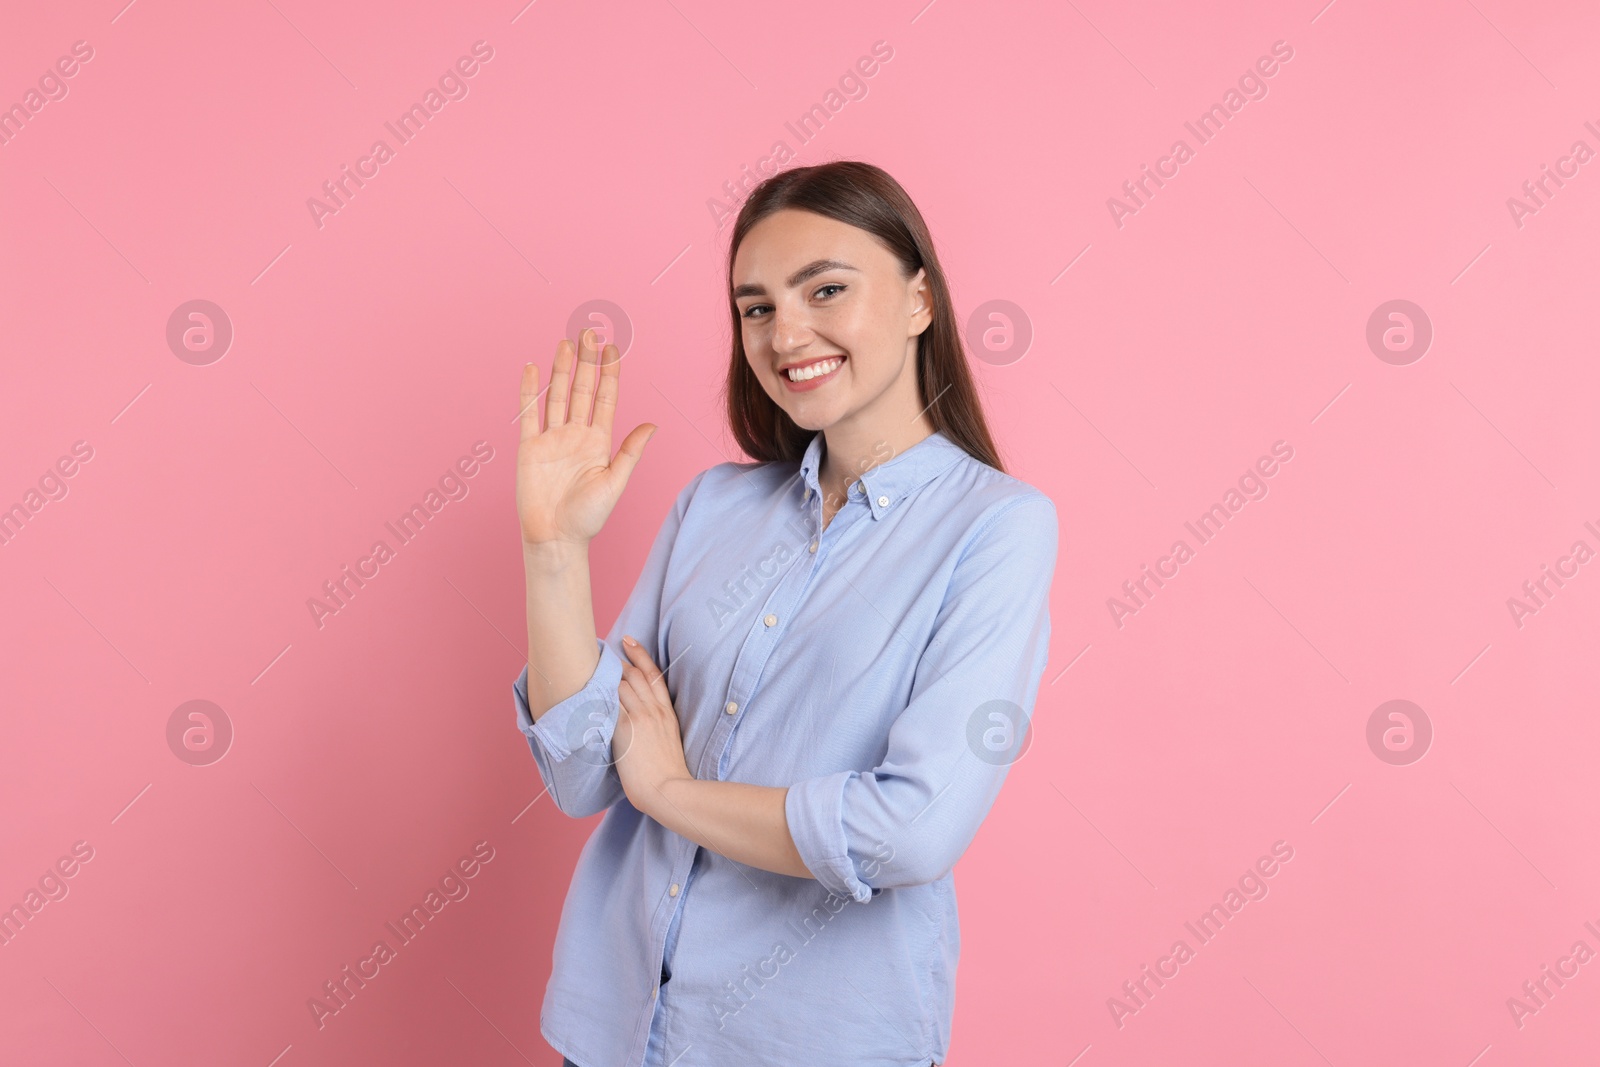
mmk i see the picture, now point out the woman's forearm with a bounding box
[521,540,600,722]
[646,778,814,880]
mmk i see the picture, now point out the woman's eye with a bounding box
[740,285,844,319]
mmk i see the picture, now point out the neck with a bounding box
[814,340,937,508]
[817,414,936,511]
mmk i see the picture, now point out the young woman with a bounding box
[513,161,1058,1067]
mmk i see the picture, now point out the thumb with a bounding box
[607,423,657,492]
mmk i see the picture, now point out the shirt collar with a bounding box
[799,429,967,521]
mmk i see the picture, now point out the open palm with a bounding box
[516,328,656,547]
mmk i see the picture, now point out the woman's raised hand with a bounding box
[516,328,656,547]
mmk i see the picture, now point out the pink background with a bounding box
[4,0,1599,1063]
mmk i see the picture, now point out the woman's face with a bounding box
[732,208,932,434]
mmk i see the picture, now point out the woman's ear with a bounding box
[908,269,933,332]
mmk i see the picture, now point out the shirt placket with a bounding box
[642,484,873,1066]
[704,484,871,780]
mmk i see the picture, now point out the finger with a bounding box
[622,637,672,706]
[604,422,657,500]
[621,636,658,674]
[590,341,621,438]
[518,362,542,444]
[569,328,601,427]
[619,665,650,710]
[546,337,574,427]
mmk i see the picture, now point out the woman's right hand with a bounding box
[516,327,656,548]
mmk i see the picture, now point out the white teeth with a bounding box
[786,357,842,381]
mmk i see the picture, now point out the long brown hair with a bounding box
[720,160,1005,473]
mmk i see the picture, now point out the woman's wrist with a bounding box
[522,538,589,572]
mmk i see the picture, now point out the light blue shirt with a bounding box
[514,428,1057,1067]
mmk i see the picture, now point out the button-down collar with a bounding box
[798,429,966,520]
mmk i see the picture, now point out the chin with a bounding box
[764,391,833,432]
[784,411,833,433]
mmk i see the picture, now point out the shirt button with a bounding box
[809,540,818,553]
[877,495,889,507]
[725,701,738,715]
[669,882,680,896]
[763,613,777,627]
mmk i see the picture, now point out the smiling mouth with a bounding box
[783,356,845,382]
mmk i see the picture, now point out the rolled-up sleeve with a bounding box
[785,493,1058,902]
[515,469,707,819]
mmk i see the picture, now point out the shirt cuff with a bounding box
[514,637,625,762]
[785,771,874,904]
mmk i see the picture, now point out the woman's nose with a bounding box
[768,304,811,352]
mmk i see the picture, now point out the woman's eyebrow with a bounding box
[732,259,858,299]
